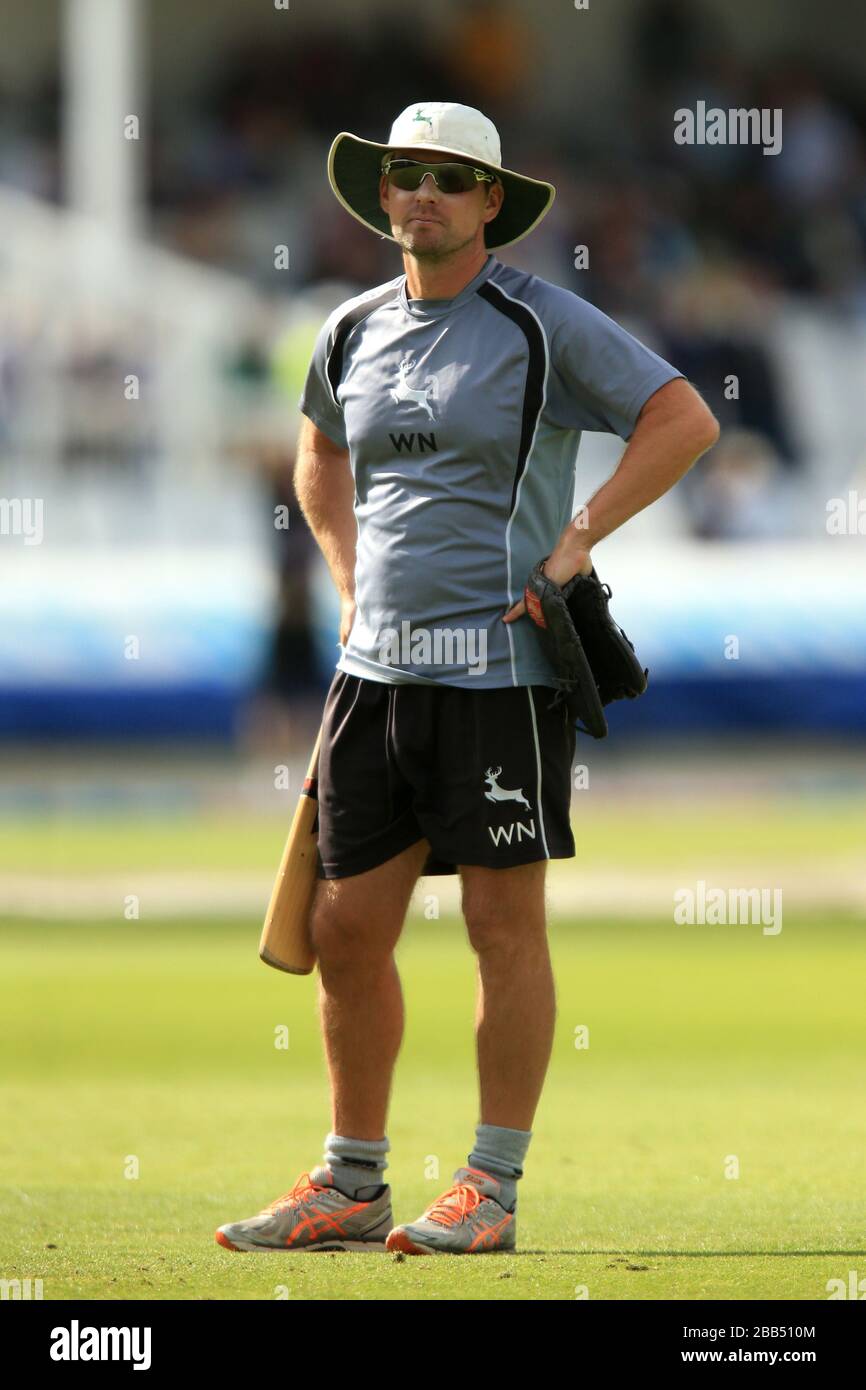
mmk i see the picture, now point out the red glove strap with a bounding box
[524,586,547,628]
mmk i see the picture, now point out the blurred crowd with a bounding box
[1,0,865,702]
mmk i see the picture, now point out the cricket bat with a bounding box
[258,727,322,975]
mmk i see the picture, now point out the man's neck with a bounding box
[403,246,490,301]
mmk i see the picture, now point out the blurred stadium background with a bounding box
[1,0,864,920]
[2,0,865,1304]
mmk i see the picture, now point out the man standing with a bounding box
[216,101,718,1256]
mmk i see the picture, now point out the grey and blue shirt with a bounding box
[299,252,682,688]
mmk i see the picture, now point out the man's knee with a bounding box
[309,878,409,966]
[310,838,430,965]
[461,862,547,953]
[310,890,377,966]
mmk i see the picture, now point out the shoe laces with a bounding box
[261,1171,330,1215]
[423,1180,484,1228]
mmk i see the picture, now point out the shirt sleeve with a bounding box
[543,288,683,441]
[298,310,349,450]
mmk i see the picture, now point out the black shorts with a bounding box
[315,670,576,878]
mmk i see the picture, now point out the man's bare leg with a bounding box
[459,860,554,1131]
[382,859,552,1252]
[310,836,432,1139]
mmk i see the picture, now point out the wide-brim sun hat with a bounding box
[327,101,555,251]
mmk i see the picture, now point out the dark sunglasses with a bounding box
[381,156,497,194]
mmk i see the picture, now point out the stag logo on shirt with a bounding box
[391,357,439,421]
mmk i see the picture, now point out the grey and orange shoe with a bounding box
[386,1166,516,1255]
[215,1166,392,1252]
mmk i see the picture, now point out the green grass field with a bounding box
[1,800,864,1301]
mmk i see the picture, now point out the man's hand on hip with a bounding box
[502,531,593,624]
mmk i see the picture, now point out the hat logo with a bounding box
[412,107,433,128]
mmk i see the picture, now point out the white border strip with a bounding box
[526,686,550,858]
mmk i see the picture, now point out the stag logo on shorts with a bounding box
[484,766,536,846]
[483,766,531,810]
[391,357,439,422]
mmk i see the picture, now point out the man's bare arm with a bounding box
[293,414,357,643]
[504,377,720,615]
[571,377,719,552]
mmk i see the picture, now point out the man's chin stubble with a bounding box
[397,227,475,260]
